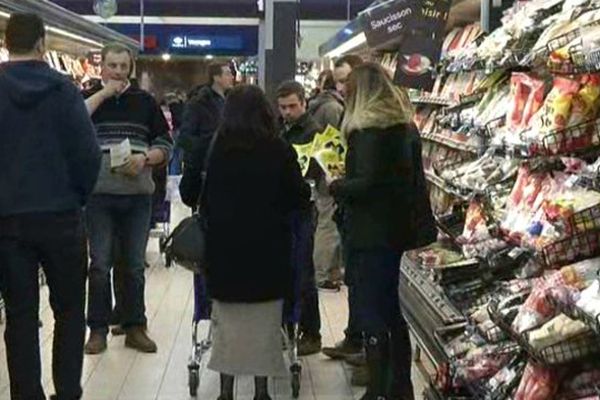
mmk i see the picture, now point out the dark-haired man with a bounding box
[83,42,173,355]
[0,13,101,399]
[179,62,234,208]
[333,54,364,97]
[277,81,323,356]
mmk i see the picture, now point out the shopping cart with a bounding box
[186,259,303,398]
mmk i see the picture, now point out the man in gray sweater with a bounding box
[83,43,173,355]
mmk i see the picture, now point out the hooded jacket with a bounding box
[0,61,101,217]
[308,90,344,130]
[179,85,225,208]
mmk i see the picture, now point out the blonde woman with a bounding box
[330,63,436,400]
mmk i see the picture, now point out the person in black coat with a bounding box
[330,63,436,400]
[181,85,310,400]
[277,81,324,356]
[178,63,233,208]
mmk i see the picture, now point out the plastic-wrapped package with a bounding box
[515,363,560,400]
[529,314,590,349]
[558,369,600,399]
[506,73,546,132]
[452,344,515,385]
[513,259,600,333]
[530,77,580,133]
[576,279,600,317]
[568,75,600,127]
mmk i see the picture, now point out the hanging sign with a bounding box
[391,0,452,91]
[359,0,417,50]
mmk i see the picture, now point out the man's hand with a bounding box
[102,79,127,99]
[122,154,147,177]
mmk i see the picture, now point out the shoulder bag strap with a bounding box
[196,132,220,210]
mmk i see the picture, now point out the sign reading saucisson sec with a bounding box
[359,0,417,50]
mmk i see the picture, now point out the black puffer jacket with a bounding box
[179,86,225,207]
[331,123,436,252]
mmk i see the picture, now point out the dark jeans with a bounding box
[0,211,87,400]
[349,247,413,391]
[86,195,152,334]
[291,209,321,339]
[338,221,362,347]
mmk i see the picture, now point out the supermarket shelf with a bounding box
[488,298,600,366]
[422,132,480,154]
[425,170,471,201]
[411,95,456,107]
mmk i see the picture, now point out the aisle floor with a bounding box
[0,203,426,400]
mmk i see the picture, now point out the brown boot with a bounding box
[125,326,157,353]
[84,330,107,355]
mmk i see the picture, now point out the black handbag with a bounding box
[160,133,218,273]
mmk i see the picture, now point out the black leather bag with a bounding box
[160,134,218,273]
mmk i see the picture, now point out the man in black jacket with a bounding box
[0,13,101,400]
[277,81,323,356]
[178,63,234,208]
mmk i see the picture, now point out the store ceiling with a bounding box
[50,0,374,19]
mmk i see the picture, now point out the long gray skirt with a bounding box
[208,299,287,377]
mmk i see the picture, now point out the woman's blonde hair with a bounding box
[341,62,414,135]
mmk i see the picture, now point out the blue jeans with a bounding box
[86,195,152,333]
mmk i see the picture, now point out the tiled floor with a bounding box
[0,202,426,399]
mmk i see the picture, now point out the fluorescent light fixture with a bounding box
[324,32,367,59]
[46,26,104,48]
[162,53,171,61]
[0,10,10,19]
[205,54,214,60]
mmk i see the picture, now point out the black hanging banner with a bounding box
[392,0,452,91]
[359,0,418,50]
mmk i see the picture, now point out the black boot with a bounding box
[389,320,415,400]
[360,333,391,400]
[254,376,272,400]
[217,374,234,400]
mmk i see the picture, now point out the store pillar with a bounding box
[258,0,298,99]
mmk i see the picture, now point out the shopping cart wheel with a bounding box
[188,368,199,397]
[290,364,301,398]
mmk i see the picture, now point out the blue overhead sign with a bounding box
[169,35,244,51]
[106,24,258,56]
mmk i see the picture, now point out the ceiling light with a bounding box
[205,54,214,60]
[162,53,171,61]
[324,32,367,59]
[0,10,10,19]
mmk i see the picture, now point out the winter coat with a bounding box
[308,90,344,130]
[203,137,311,302]
[0,61,101,217]
[330,123,436,252]
[179,85,225,207]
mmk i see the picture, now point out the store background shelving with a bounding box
[318,0,600,399]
